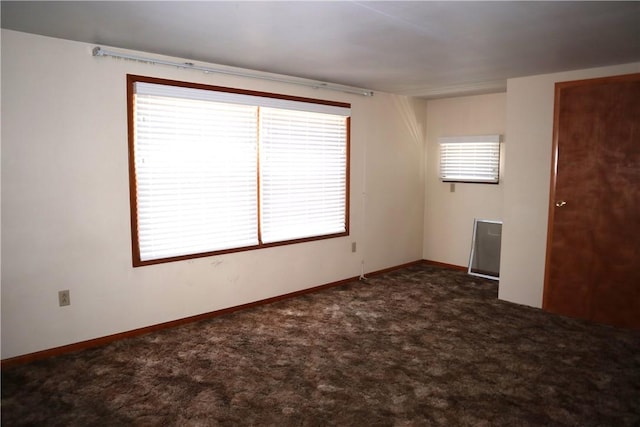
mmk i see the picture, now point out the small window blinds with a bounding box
[439,134,501,183]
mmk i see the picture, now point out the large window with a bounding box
[127,75,350,266]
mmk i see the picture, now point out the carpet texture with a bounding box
[2,264,639,426]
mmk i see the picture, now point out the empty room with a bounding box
[1,1,639,425]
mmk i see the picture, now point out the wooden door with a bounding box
[544,73,640,329]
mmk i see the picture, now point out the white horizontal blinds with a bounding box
[136,81,351,115]
[134,83,259,261]
[260,107,348,243]
[439,135,501,183]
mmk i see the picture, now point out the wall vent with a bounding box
[468,219,502,280]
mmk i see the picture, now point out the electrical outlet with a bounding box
[351,242,357,253]
[58,290,70,307]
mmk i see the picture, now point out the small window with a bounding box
[128,75,350,266]
[439,134,501,183]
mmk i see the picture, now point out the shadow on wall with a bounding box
[393,96,425,148]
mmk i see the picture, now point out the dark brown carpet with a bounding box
[2,264,639,426]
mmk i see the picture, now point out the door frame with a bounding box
[542,73,640,310]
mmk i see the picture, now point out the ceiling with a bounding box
[2,1,639,98]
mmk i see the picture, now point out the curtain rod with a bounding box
[92,47,374,97]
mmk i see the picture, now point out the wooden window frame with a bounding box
[127,74,350,267]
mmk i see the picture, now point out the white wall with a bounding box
[423,93,506,267]
[0,30,426,359]
[499,62,640,308]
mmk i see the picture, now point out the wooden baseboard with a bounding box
[363,260,425,277]
[1,259,425,368]
[422,259,467,271]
